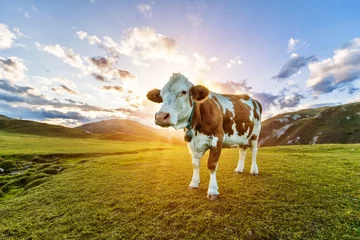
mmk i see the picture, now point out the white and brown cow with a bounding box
[147,73,262,200]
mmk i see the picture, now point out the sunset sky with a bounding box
[1,0,360,128]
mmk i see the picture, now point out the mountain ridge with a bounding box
[0,102,359,145]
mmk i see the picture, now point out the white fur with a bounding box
[210,93,234,115]
[235,148,247,172]
[210,135,219,147]
[159,74,194,130]
[208,167,219,196]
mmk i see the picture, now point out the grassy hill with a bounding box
[0,118,93,138]
[0,133,359,239]
[77,119,171,142]
[260,102,360,146]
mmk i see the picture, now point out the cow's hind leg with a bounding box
[250,138,259,176]
[234,147,247,173]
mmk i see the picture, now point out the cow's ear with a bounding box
[190,85,210,102]
[146,88,163,103]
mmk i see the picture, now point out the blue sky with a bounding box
[1,0,360,127]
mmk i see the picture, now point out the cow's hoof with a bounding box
[234,170,243,174]
[250,172,258,176]
[207,194,219,201]
[188,186,199,190]
[207,195,219,200]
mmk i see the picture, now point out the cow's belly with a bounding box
[222,134,248,148]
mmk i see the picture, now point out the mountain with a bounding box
[0,117,93,138]
[259,102,360,146]
[76,119,172,142]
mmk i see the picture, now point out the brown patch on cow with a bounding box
[189,92,261,172]
[190,96,224,171]
[238,94,250,100]
[250,134,258,140]
[224,95,252,137]
[146,89,163,103]
[253,99,261,121]
[190,85,210,102]
[223,109,234,136]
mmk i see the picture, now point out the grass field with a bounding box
[0,133,359,239]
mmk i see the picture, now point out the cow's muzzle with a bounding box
[155,111,171,127]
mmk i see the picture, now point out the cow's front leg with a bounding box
[188,143,204,189]
[207,136,223,200]
[189,155,201,189]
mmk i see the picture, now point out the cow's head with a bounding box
[147,73,209,129]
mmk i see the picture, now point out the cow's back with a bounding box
[209,92,261,148]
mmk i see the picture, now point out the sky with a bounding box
[1,0,360,128]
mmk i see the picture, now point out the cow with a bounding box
[146,73,262,200]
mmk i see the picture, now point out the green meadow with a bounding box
[0,132,359,239]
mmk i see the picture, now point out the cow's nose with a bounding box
[155,111,171,127]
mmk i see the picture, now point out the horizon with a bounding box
[1,0,360,128]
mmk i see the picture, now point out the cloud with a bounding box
[273,53,317,80]
[0,79,113,112]
[306,38,360,94]
[186,14,204,26]
[0,57,27,82]
[36,42,136,86]
[288,38,300,52]
[0,24,17,50]
[91,73,107,82]
[13,28,28,38]
[32,76,77,89]
[101,85,124,92]
[306,102,342,108]
[118,70,136,80]
[137,4,152,18]
[210,57,218,63]
[208,79,305,111]
[210,79,252,94]
[52,85,79,95]
[277,91,305,109]
[36,42,85,69]
[89,56,112,69]
[193,52,210,71]
[75,31,101,45]
[76,27,188,65]
[224,55,243,68]
[252,92,278,110]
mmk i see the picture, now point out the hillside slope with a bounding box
[77,119,169,142]
[0,118,93,138]
[259,102,360,146]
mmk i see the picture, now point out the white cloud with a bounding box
[210,57,218,63]
[137,4,152,18]
[119,27,188,64]
[13,28,28,38]
[75,27,188,70]
[0,57,27,82]
[193,52,210,71]
[306,38,360,94]
[288,38,300,52]
[37,43,85,69]
[0,24,17,50]
[224,55,242,68]
[76,31,88,40]
[33,76,77,88]
[75,31,101,45]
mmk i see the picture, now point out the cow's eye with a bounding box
[181,90,187,95]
